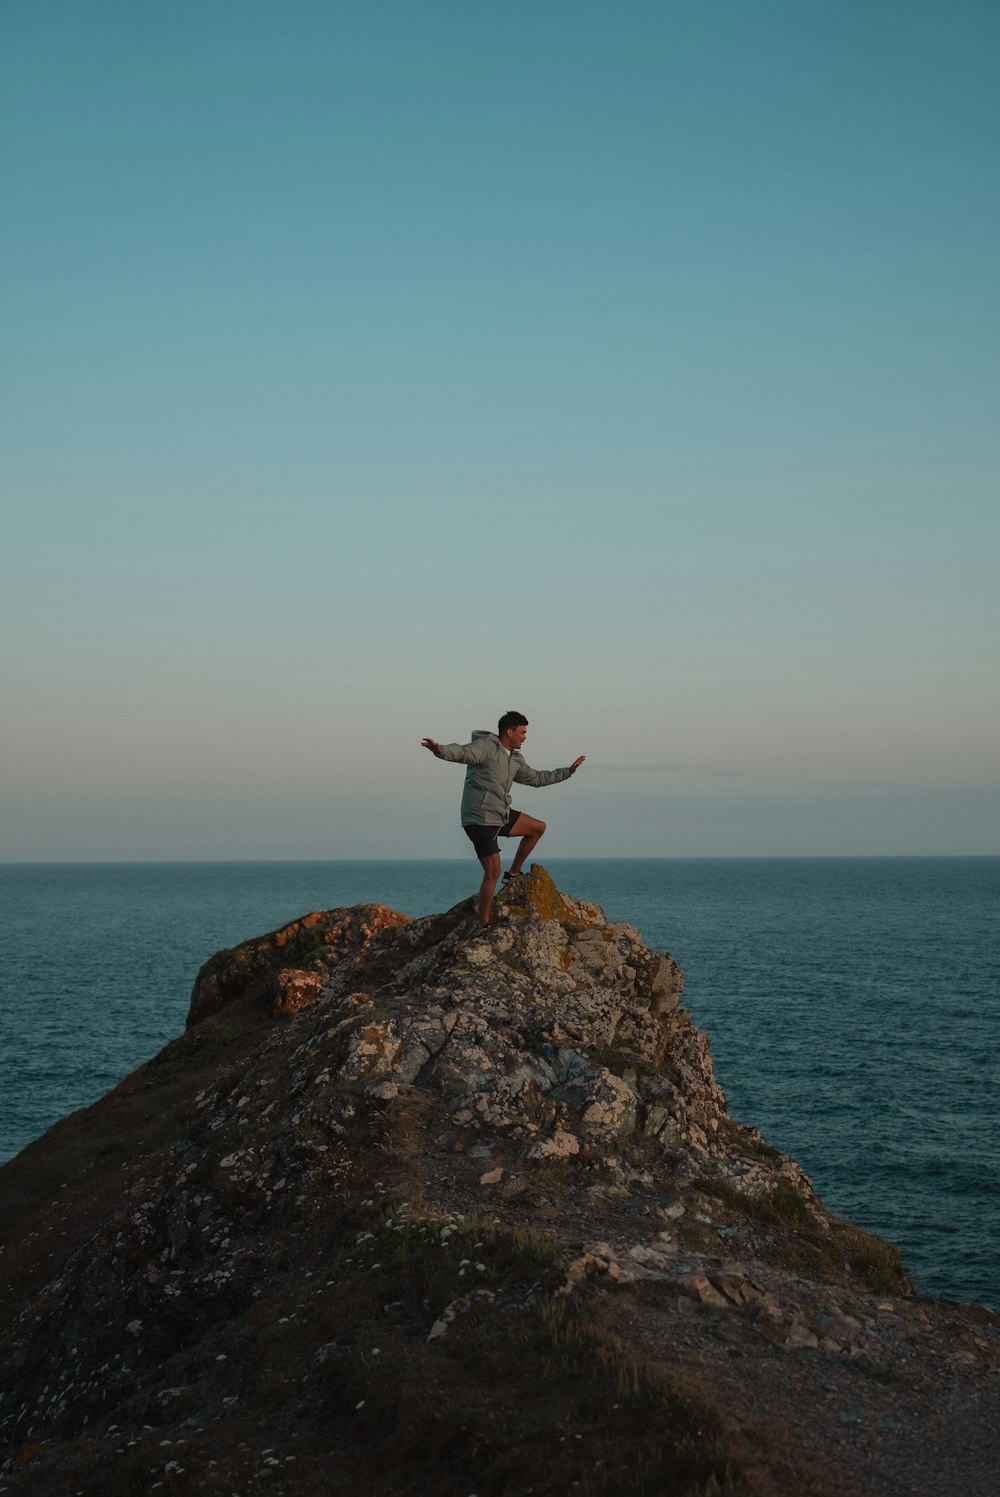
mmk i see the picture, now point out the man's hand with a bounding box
[569,756,586,773]
[421,738,444,757]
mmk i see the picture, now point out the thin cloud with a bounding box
[592,763,740,778]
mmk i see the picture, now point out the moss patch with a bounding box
[500,864,601,930]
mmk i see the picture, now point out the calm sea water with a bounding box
[1,859,997,1308]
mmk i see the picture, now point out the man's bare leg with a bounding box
[477,851,501,928]
[505,813,546,877]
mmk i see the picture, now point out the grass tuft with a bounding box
[695,1175,910,1295]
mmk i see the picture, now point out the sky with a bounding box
[1,0,998,859]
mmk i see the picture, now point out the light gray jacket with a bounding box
[436,730,574,826]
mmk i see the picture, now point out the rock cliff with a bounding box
[1,868,998,1497]
[185,867,768,1188]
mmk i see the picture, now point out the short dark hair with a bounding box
[498,710,528,736]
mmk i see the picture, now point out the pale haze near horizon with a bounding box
[2,0,997,861]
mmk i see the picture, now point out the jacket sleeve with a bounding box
[435,739,490,765]
[513,759,573,788]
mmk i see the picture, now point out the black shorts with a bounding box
[463,810,522,859]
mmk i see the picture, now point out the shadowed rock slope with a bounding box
[2,868,998,1497]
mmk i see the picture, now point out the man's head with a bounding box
[497,710,528,749]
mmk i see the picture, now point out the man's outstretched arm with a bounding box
[513,754,586,788]
[420,737,490,764]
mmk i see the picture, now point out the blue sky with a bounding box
[2,0,998,858]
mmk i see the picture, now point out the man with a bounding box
[421,711,585,929]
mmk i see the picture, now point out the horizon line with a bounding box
[2,854,998,867]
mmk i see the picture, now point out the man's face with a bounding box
[507,723,528,749]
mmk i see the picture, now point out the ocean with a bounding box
[1,858,997,1308]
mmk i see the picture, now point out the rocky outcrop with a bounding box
[187,903,411,1025]
[185,866,804,1197]
[2,868,998,1497]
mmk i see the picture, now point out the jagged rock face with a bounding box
[185,866,798,1190]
